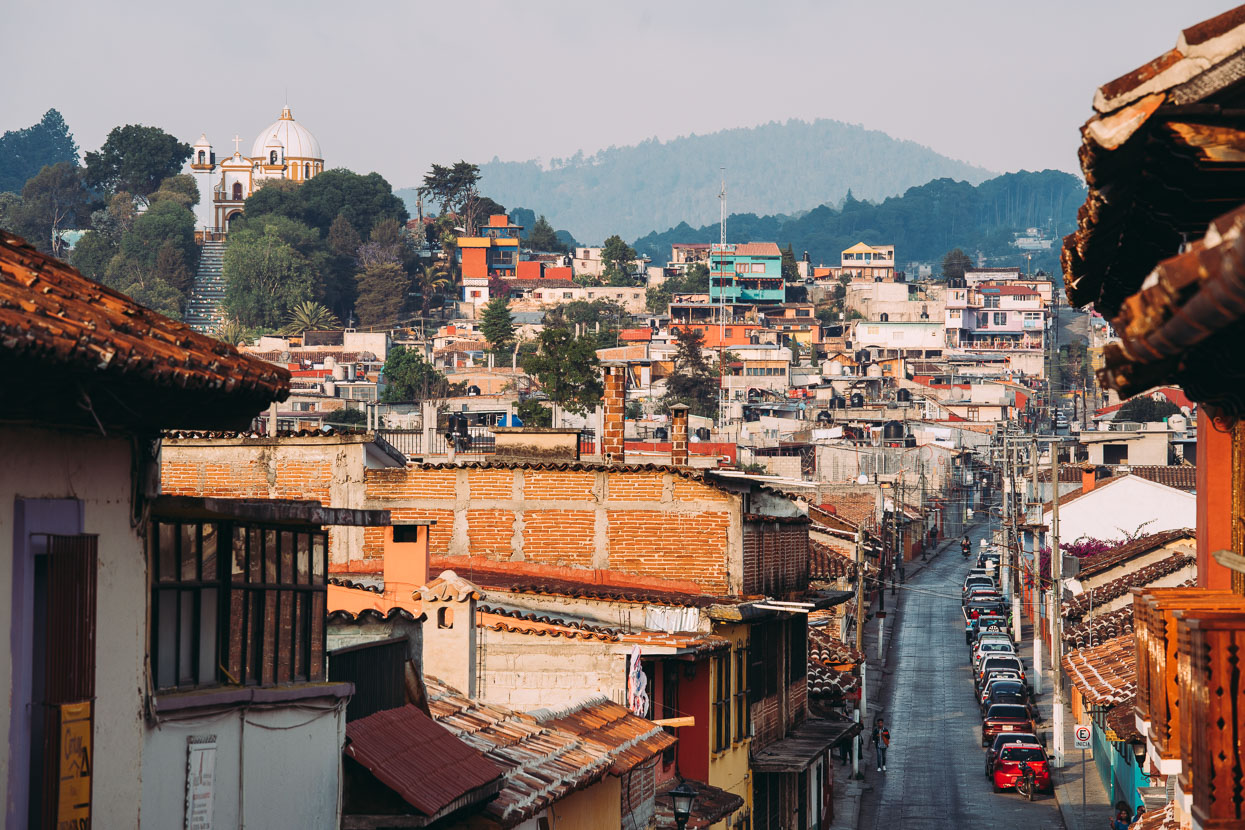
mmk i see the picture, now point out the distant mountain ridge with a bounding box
[398,119,994,243]
[632,170,1085,277]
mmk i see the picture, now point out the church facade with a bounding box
[188,106,324,235]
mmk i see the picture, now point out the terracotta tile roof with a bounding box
[815,493,878,528]
[1103,695,1143,743]
[509,278,577,290]
[809,539,875,580]
[655,777,745,829]
[807,626,862,699]
[1063,5,1245,326]
[1135,800,1179,830]
[719,242,781,257]
[424,676,615,828]
[1063,604,1136,650]
[328,607,419,625]
[431,555,722,608]
[477,607,730,654]
[1063,554,1196,619]
[0,230,289,430]
[1062,633,1137,706]
[244,349,378,364]
[1077,529,1195,578]
[420,570,483,602]
[344,704,503,819]
[536,697,676,775]
[1036,465,1197,492]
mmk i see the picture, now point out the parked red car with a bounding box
[981,703,1037,747]
[991,743,1052,794]
[985,732,1041,778]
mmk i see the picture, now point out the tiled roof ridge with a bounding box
[477,606,621,641]
[420,569,483,602]
[529,695,614,722]
[328,607,417,624]
[1063,553,1195,618]
[328,577,383,594]
[1063,603,1136,649]
[1076,528,1195,578]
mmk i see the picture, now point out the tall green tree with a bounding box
[148,174,200,208]
[663,326,718,417]
[419,161,482,233]
[354,261,407,327]
[480,296,515,352]
[1117,396,1182,423]
[243,169,408,238]
[600,234,637,284]
[525,215,565,252]
[0,109,80,194]
[11,162,91,256]
[411,261,453,323]
[221,216,321,328]
[151,240,194,297]
[781,243,798,281]
[522,325,603,415]
[119,199,198,271]
[84,124,191,197]
[381,345,452,402]
[940,247,973,282]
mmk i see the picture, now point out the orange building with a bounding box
[458,214,523,280]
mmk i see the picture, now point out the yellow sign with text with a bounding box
[58,701,92,828]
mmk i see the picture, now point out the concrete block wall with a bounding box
[476,632,625,710]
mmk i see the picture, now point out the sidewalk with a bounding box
[1026,620,1117,830]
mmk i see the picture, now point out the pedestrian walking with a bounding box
[870,717,890,771]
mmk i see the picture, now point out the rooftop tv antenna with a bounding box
[719,167,726,245]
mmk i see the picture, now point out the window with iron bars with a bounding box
[713,654,731,752]
[734,645,750,742]
[150,519,328,691]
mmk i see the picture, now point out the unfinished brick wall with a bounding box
[160,436,373,571]
[602,362,627,462]
[364,465,743,594]
[742,521,811,598]
[621,759,657,829]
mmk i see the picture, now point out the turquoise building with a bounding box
[708,242,785,304]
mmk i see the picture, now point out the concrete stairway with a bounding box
[186,240,226,333]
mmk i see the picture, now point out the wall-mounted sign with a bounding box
[58,701,92,826]
[186,735,217,830]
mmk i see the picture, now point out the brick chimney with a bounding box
[670,404,690,467]
[384,524,431,598]
[602,361,627,463]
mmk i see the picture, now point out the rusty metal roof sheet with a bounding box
[536,697,676,775]
[0,230,290,430]
[424,676,615,828]
[344,704,503,819]
[1062,634,1137,706]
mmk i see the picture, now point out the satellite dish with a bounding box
[857,474,869,485]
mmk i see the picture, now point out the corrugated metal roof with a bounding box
[345,704,503,818]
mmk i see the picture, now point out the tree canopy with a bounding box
[381,345,455,402]
[940,247,973,282]
[420,161,483,234]
[662,326,719,417]
[9,162,91,256]
[599,234,637,285]
[522,325,603,415]
[244,168,408,238]
[0,109,80,195]
[221,215,323,328]
[1116,396,1183,423]
[84,124,191,197]
[526,215,566,252]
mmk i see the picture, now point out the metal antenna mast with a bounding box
[719,168,726,245]
[717,168,727,430]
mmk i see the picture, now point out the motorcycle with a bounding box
[961,541,972,559]
[1016,761,1035,801]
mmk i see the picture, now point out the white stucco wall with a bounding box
[1042,476,1196,545]
[141,702,346,829]
[0,427,146,828]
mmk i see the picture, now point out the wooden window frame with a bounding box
[150,518,328,692]
[734,645,750,742]
[713,654,731,753]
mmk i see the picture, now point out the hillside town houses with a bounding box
[9,6,1245,830]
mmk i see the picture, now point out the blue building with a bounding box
[708,243,784,304]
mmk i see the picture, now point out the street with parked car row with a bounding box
[858,526,1064,830]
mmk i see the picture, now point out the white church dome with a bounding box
[250,106,321,160]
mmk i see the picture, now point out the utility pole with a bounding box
[1031,436,1043,696]
[1010,433,1022,643]
[1050,445,1065,768]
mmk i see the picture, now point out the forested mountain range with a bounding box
[633,170,1085,276]
[400,119,994,243]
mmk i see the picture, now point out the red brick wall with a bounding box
[365,466,739,594]
[621,758,657,829]
[742,522,810,597]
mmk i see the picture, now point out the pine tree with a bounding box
[663,326,718,417]
[480,296,515,351]
[354,261,407,327]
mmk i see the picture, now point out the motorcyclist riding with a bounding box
[961,536,971,558]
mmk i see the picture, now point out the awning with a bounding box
[654,777,744,829]
[750,718,862,773]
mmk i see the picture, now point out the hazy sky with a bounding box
[2,0,1230,190]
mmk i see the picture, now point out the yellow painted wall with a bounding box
[709,622,752,829]
[547,776,621,829]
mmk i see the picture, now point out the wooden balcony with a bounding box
[1132,588,1241,776]
[1174,609,1245,829]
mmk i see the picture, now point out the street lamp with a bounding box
[669,781,698,829]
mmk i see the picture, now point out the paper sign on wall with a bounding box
[186,735,217,830]
[57,701,92,826]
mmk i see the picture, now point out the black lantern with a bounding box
[669,781,697,829]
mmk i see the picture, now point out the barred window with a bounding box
[151,519,327,691]
[713,654,731,752]
[734,646,750,742]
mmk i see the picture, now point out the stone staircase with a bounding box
[186,240,226,333]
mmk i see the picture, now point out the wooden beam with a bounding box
[652,716,695,728]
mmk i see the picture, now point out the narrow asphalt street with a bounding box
[856,526,1064,830]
